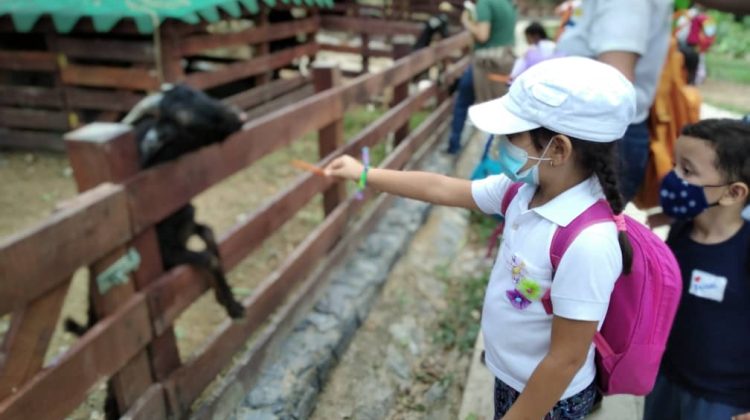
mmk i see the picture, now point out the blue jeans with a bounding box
[644,374,748,420]
[617,120,650,203]
[448,66,475,153]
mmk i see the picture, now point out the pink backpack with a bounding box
[501,183,682,395]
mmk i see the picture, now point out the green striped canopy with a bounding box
[0,0,332,34]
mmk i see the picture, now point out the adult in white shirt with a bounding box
[555,0,674,202]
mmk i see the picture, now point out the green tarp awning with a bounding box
[0,0,332,34]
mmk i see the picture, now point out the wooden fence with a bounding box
[0,31,471,420]
[0,6,320,151]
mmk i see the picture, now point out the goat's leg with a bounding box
[164,247,244,319]
[192,223,245,318]
[64,283,97,336]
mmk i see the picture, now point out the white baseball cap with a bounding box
[468,56,636,142]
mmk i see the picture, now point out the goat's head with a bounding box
[122,84,244,167]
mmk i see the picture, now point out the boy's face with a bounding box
[673,135,731,205]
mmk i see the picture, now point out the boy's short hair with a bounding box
[682,118,750,187]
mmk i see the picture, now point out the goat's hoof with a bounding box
[226,302,245,319]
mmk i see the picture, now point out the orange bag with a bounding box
[634,36,701,209]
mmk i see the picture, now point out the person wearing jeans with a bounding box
[447,0,516,155]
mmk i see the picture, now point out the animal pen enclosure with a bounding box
[0,0,328,151]
[0,0,460,152]
[0,28,472,420]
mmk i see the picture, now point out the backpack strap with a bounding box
[501,182,523,216]
[481,134,494,160]
[485,182,523,258]
[541,200,614,315]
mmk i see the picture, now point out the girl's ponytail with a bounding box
[591,150,634,274]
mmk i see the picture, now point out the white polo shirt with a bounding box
[555,0,673,124]
[472,175,622,398]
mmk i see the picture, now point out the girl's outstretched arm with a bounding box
[325,155,479,210]
[502,316,598,420]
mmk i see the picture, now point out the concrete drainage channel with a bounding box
[229,129,478,420]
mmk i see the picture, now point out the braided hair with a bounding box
[530,128,634,274]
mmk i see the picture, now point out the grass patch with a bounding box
[706,53,750,85]
[434,268,490,355]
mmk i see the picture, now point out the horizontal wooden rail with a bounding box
[181,16,320,56]
[0,294,152,420]
[0,86,64,108]
[0,107,69,131]
[0,51,58,72]
[0,183,132,315]
[126,32,471,233]
[186,42,318,90]
[318,43,392,57]
[0,129,64,151]
[320,15,422,36]
[61,65,160,91]
[66,88,143,112]
[58,38,155,63]
[164,97,453,415]
[224,75,308,111]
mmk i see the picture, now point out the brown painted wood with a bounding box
[223,76,308,111]
[120,384,168,420]
[0,295,152,420]
[313,65,347,216]
[0,184,130,315]
[66,87,142,112]
[0,129,64,151]
[0,86,64,108]
[0,282,70,400]
[65,123,174,416]
[0,51,57,72]
[61,65,159,91]
[57,38,154,63]
[318,43,392,57]
[0,107,69,131]
[319,15,422,36]
[391,41,411,145]
[254,9,272,86]
[241,84,315,121]
[159,21,184,84]
[186,42,319,90]
[180,16,319,56]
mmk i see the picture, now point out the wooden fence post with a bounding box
[159,21,185,84]
[312,65,346,216]
[65,123,180,418]
[256,7,272,86]
[391,41,411,146]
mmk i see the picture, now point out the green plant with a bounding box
[434,270,489,354]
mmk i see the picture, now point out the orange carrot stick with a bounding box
[291,159,326,176]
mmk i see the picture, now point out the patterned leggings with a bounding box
[493,378,599,420]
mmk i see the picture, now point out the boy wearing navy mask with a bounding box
[645,119,750,420]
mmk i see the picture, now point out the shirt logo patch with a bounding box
[688,269,727,303]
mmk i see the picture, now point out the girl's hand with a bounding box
[732,414,750,420]
[324,155,365,181]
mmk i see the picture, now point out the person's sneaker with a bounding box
[444,146,461,155]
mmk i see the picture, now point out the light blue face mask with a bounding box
[497,135,553,185]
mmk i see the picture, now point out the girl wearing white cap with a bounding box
[325,56,636,419]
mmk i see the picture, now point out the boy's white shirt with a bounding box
[472,175,622,398]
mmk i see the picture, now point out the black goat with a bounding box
[65,85,245,339]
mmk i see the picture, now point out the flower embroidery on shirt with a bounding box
[506,255,547,310]
[506,289,532,310]
[516,277,543,301]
